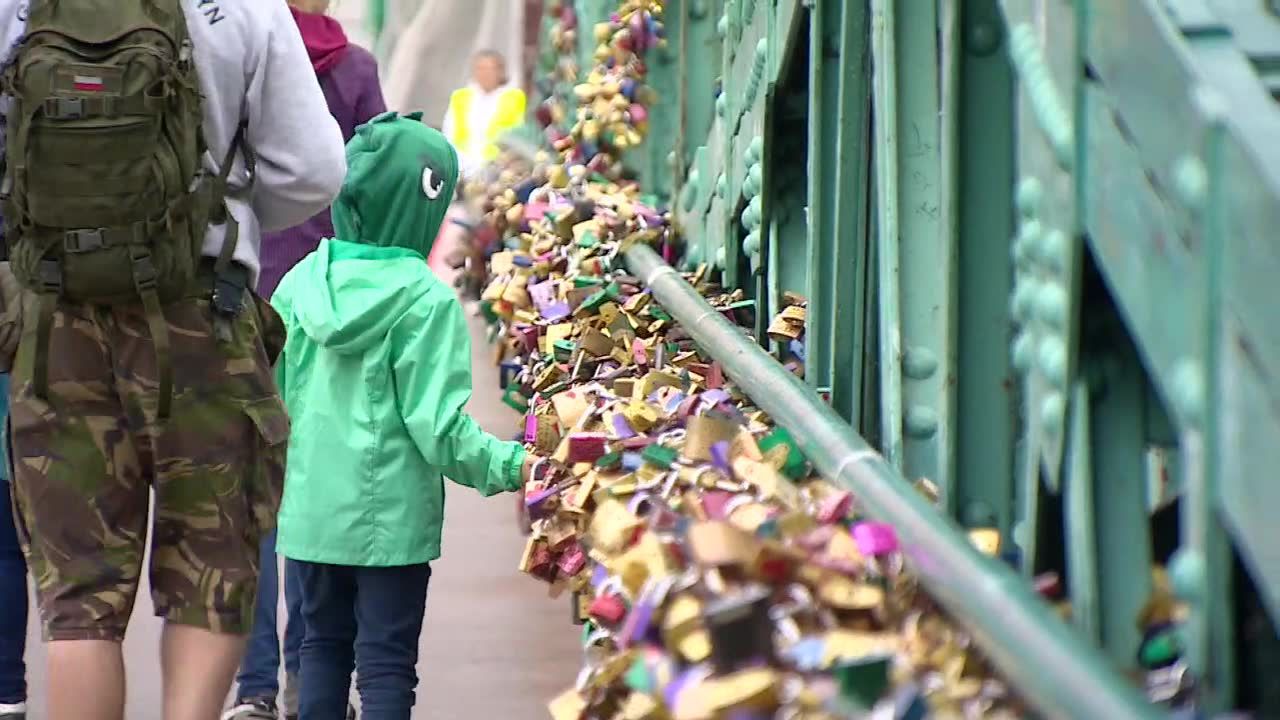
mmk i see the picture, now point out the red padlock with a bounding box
[587,593,628,625]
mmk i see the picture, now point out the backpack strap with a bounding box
[128,244,173,420]
[31,260,61,405]
[211,120,250,274]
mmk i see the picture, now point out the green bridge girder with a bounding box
[533,0,1280,713]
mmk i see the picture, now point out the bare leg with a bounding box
[161,623,247,720]
[45,640,126,720]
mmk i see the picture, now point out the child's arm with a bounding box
[393,292,527,496]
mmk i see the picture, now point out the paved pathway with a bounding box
[22,282,580,718]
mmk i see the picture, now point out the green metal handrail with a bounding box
[622,243,1164,720]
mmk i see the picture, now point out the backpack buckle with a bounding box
[44,97,85,120]
[38,260,63,294]
[129,248,158,292]
[64,228,105,253]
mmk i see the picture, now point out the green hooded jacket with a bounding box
[272,111,526,567]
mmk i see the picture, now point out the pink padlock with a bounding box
[628,104,648,125]
[524,414,539,444]
[815,490,854,524]
[851,521,900,556]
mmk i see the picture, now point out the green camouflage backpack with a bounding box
[1,0,245,419]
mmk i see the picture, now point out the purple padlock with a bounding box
[542,302,572,322]
[710,441,732,472]
[529,279,558,311]
[612,413,637,439]
[524,414,539,444]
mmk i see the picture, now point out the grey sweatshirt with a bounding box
[0,0,347,285]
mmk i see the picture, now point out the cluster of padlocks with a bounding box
[445,2,1062,719]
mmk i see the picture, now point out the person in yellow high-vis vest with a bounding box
[442,50,526,179]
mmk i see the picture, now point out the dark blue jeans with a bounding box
[295,561,431,720]
[236,530,304,701]
[0,482,27,706]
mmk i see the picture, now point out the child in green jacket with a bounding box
[270,111,534,720]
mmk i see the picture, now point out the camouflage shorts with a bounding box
[6,287,288,641]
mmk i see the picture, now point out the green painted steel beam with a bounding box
[870,0,904,473]
[807,0,872,424]
[951,0,1018,540]
[1085,0,1280,633]
[1086,342,1157,671]
[891,0,955,503]
[623,243,1165,720]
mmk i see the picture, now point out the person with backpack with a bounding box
[224,1,385,718]
[269,112,538,720]
[0,1,347,719]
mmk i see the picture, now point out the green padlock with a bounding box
[759,427,807,480]
[833,653,892,710]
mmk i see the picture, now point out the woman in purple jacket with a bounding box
[225,2,386,719]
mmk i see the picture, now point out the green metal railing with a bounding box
[625,243,1160,720]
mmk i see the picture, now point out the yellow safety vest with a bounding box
[448,86,526,163]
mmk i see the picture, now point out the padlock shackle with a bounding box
[623,243,1164,720]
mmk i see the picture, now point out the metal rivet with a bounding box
[745,163,763,197]
[1015,177,1043,218]
[1011,520,1029,551]
[747,136,764,163]
[1037,335,1068,386]
[902,346,939,379]
[742,229,761,256]
[1012,332,1035,373]
[715,95,727,118]
[905,406,939,438]
[1174,155,1208,210]
[965,20,1003,56]
[1012,220,1042,267]
[1040,229,1069,273]
[1171,358,1204,426]
[686,243,704,266]
[1012,279,1039,322]
[714,245,727,270]
[1035,282,1068,329]
[716,173,728,200]
[1041,391,1065,434]
[1169,547,1206,604]
[681,170,701,212]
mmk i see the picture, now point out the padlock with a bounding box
[588,499,643,554]
[588,592,628,625]
[683,414,739,462]
[851,522,899,557]
[686,521,761,568]
[702,584,775,673]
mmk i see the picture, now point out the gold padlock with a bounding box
[587,499,642,554]
[683,414,739,462]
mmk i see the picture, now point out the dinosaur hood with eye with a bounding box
[331,110,459,256]
[276,111,463,354]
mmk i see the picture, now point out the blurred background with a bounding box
[334,0,545,125]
